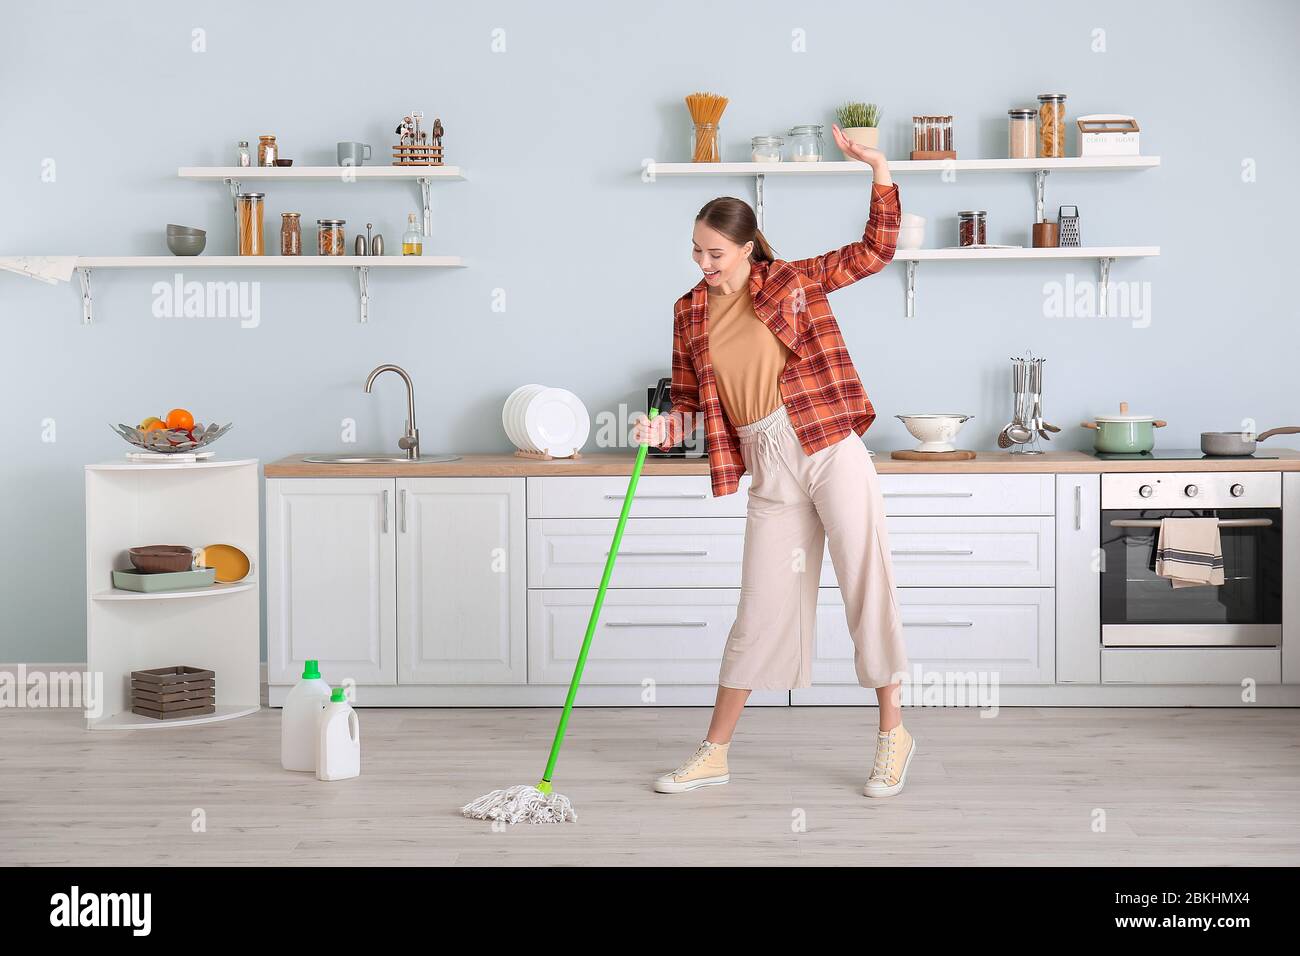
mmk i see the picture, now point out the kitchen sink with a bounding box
[301,454,462,464]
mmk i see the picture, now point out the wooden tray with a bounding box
[890,449,977,461]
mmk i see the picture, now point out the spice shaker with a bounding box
[237,141,251,167]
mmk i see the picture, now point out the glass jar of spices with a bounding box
[957,210,987,247]
[751,136,783,163]
[787,125,824,162]
[237,141,251,167]
[1036,94,1066,158]
[257,134,278,167]
[1007,108,1036,159]
[317,219,346,256]
[280,212,302,256]
[235,192,266,256]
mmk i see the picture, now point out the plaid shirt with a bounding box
[659,183,901,497]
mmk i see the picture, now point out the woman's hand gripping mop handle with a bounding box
[536,377,673,792]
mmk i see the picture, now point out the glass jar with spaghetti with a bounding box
[1036,94,1066,158]
[235,192,265,256]
[317,219,346,256]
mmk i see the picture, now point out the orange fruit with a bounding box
[165,408,194,431]
[140,417,167,432]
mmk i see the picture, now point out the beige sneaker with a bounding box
[654,740,730,793]
[864,724,916,798]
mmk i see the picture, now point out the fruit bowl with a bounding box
[111,421,233,455]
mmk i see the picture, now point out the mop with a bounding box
[462,378,673,824]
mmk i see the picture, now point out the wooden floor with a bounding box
[3,706,1298,866]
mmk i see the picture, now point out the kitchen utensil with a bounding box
[370,233,384,256]
[1058,205,1080,247]
[128,545,194,573]
[354,234,368,256]
[112,566,217,593]
[111,421,232,455]
[895,413,973,453]
[197,544,251,583]
[337,142,372,166]
[462,378,672,826]
[1081,402,1167,454]
[997,426,1014,449]
[166,234,207,256]
[1200,426,1300,457]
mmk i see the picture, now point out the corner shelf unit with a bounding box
[645,155,1161,317]
[84,458,261,731]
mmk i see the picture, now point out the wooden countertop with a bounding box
[264,449,1300,478]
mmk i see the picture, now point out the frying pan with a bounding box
[1200,425,1300,456]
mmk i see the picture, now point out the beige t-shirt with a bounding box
[707,286,792,426]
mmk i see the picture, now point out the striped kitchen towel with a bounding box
[1154,517,1224,588]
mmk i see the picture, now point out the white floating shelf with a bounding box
[75,255,462,268]
[178,165,464,180]
[649,156,1160,176]
[897,245,1159,262]
[92,580,258,602]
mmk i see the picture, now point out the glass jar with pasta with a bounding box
[1036,94,1067,158]
[317,219,346,256]
[280,212,302,256]
[235,192,265,256]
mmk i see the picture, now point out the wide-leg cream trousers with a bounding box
[719,404,908,691]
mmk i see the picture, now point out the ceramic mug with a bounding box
[337,142,372,167]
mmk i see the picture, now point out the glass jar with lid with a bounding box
[1007,108,1036,159]
[317,219,346,256]
[1036,94,1066,158]
[257,134,278,167]
[280,212,302,256]
[957,210,987,247]
[751,136,783,163]
[235,192,265,256]
[787,125,824,163]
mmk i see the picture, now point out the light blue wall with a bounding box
[2,0,1297,661]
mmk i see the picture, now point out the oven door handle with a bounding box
[1109,518,1274,529]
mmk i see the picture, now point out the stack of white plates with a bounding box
[502,385,590,458]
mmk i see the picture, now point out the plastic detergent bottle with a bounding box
[317,687,361,782]
[280,659,331,772]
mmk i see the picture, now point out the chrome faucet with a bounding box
[365,364,420,460]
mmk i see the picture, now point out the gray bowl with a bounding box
[166,224,206,237]
[167,234,207,256]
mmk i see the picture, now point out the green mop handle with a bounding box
[538,377,673,792]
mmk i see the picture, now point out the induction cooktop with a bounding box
[1091,448,1279,461]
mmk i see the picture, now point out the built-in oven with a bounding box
[1100,472,1283,647]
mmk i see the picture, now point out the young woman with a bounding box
[632,125,914,799]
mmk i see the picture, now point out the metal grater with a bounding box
[1057,205,1080,247]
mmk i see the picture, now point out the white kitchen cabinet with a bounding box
[397,478,526,684]
[528,475,749,518]
[877,474,1054,516]
[873,516,1055,588]
[1055,475,1101,683]
[266,478,396,685]
[811,587,1055,685]
[1284,473,1300,685]
[528,588,739,685]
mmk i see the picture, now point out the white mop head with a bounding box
[461,785,577,824]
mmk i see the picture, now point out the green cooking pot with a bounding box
[1081,402,1167,453]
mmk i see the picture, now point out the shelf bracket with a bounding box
[1097,256,1114,317]
[223,177,242,236]
[754,173,766,231]
[1035,169,1049,222]
[356,265,370,323]
[78,267,93,325]
[905,260,917,319]
[417,177,432,237]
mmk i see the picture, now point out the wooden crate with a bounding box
[130,665,215,720]
[391,144,444,166]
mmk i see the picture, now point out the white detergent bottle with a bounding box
[281,659,331,772]
[317,687,361,781]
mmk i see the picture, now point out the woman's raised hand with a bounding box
[831,123,891,185]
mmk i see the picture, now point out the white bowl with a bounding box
[897,214,926,250]
[895,413,973,453]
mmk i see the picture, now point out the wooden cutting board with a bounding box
[890,449,977,461]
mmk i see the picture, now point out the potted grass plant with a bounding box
[835,102,881,153]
